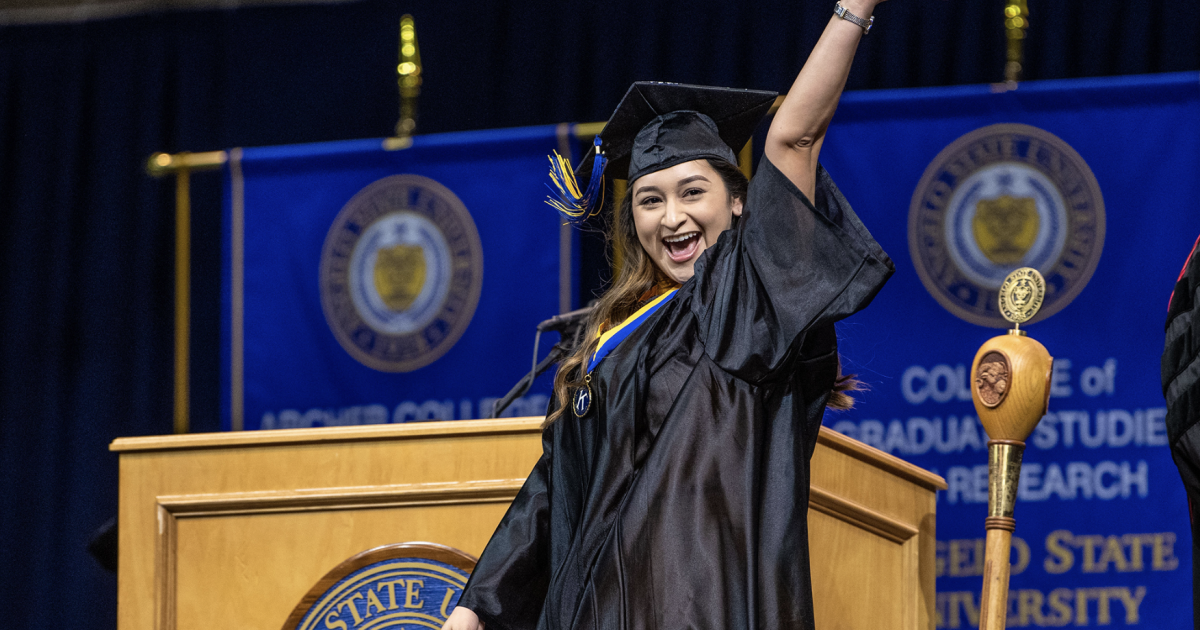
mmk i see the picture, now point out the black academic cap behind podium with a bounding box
[547,82,777,224]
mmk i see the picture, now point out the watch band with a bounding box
[834,2,874,34]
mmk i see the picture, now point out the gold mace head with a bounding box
[971,334,1052,442]
[972,267,1053,442]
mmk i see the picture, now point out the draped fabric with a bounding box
[1164,234,1200,630]
[1,1,1197,628]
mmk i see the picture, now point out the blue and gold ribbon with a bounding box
[586,289,678,374]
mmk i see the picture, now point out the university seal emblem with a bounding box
[284,543,476,630]
[320,175,483,372]
[908,124,1105,327]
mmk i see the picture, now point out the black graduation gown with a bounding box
[457,158,894,630]
[1163,233,1200,630]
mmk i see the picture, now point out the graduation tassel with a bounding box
[545,136,607,224]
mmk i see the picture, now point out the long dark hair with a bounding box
[546,158,856,424]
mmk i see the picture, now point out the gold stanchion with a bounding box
[173,167,190,434]
[147,151,228,434]
[1004,1,1029,83]
[395,15,422,139]
[972,268,1054,630]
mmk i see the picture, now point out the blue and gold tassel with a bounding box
[545,136,607,224]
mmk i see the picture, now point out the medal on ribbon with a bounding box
[573,288,678,418]
[573,374,592,417]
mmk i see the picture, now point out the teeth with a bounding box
[664,233,698,244]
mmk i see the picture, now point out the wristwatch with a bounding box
[834,2,874,34]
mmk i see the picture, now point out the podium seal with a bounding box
[285,543,476,630]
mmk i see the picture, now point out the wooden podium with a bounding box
[112,418,945,630]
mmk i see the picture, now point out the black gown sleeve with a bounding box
[1162,234,1200,630]
[455,425,553,630]
[690,157,894,383]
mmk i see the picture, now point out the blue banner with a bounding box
[821,73,1200,628]
[222,126,573,431]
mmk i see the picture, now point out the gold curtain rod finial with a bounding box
[396,14,422,139]
[1003,0,1029,83]
[147,152,174,176]
[145,150,229,177]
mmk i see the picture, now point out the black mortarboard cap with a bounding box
[546,82,778,224]
[591,82,778,183]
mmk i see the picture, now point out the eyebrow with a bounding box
[634,175,711,197]
[634,184,663,197]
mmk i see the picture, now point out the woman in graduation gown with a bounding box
[445,1,891,628]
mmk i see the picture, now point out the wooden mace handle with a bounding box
[977,440,1022,630]
[979,525,1014,630]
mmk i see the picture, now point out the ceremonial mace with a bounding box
[972,268,1054,630]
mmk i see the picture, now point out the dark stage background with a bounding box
[1,0,1197,627]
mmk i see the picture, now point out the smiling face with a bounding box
[631,159,743,284]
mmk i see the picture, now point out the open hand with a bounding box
[441,606,484,630]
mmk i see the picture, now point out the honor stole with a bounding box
[574,289,677,416]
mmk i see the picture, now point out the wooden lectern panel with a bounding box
[808,429,944,629]
[113,419,542,630]
[113,418,944,630]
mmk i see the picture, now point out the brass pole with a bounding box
[147,150,228,175]
[1004,0,1029,83]
[770,95,785,116]
[738,140,753,180]
[228,148,245,431]
[147,150,227,433]
[611,179,627,274]
[574,122,604,137]
[396,15,422,138]
[174,168,191,434]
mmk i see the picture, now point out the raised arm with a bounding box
[764,0,884,201]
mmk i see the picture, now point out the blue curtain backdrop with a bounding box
[1,0,1199,628]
